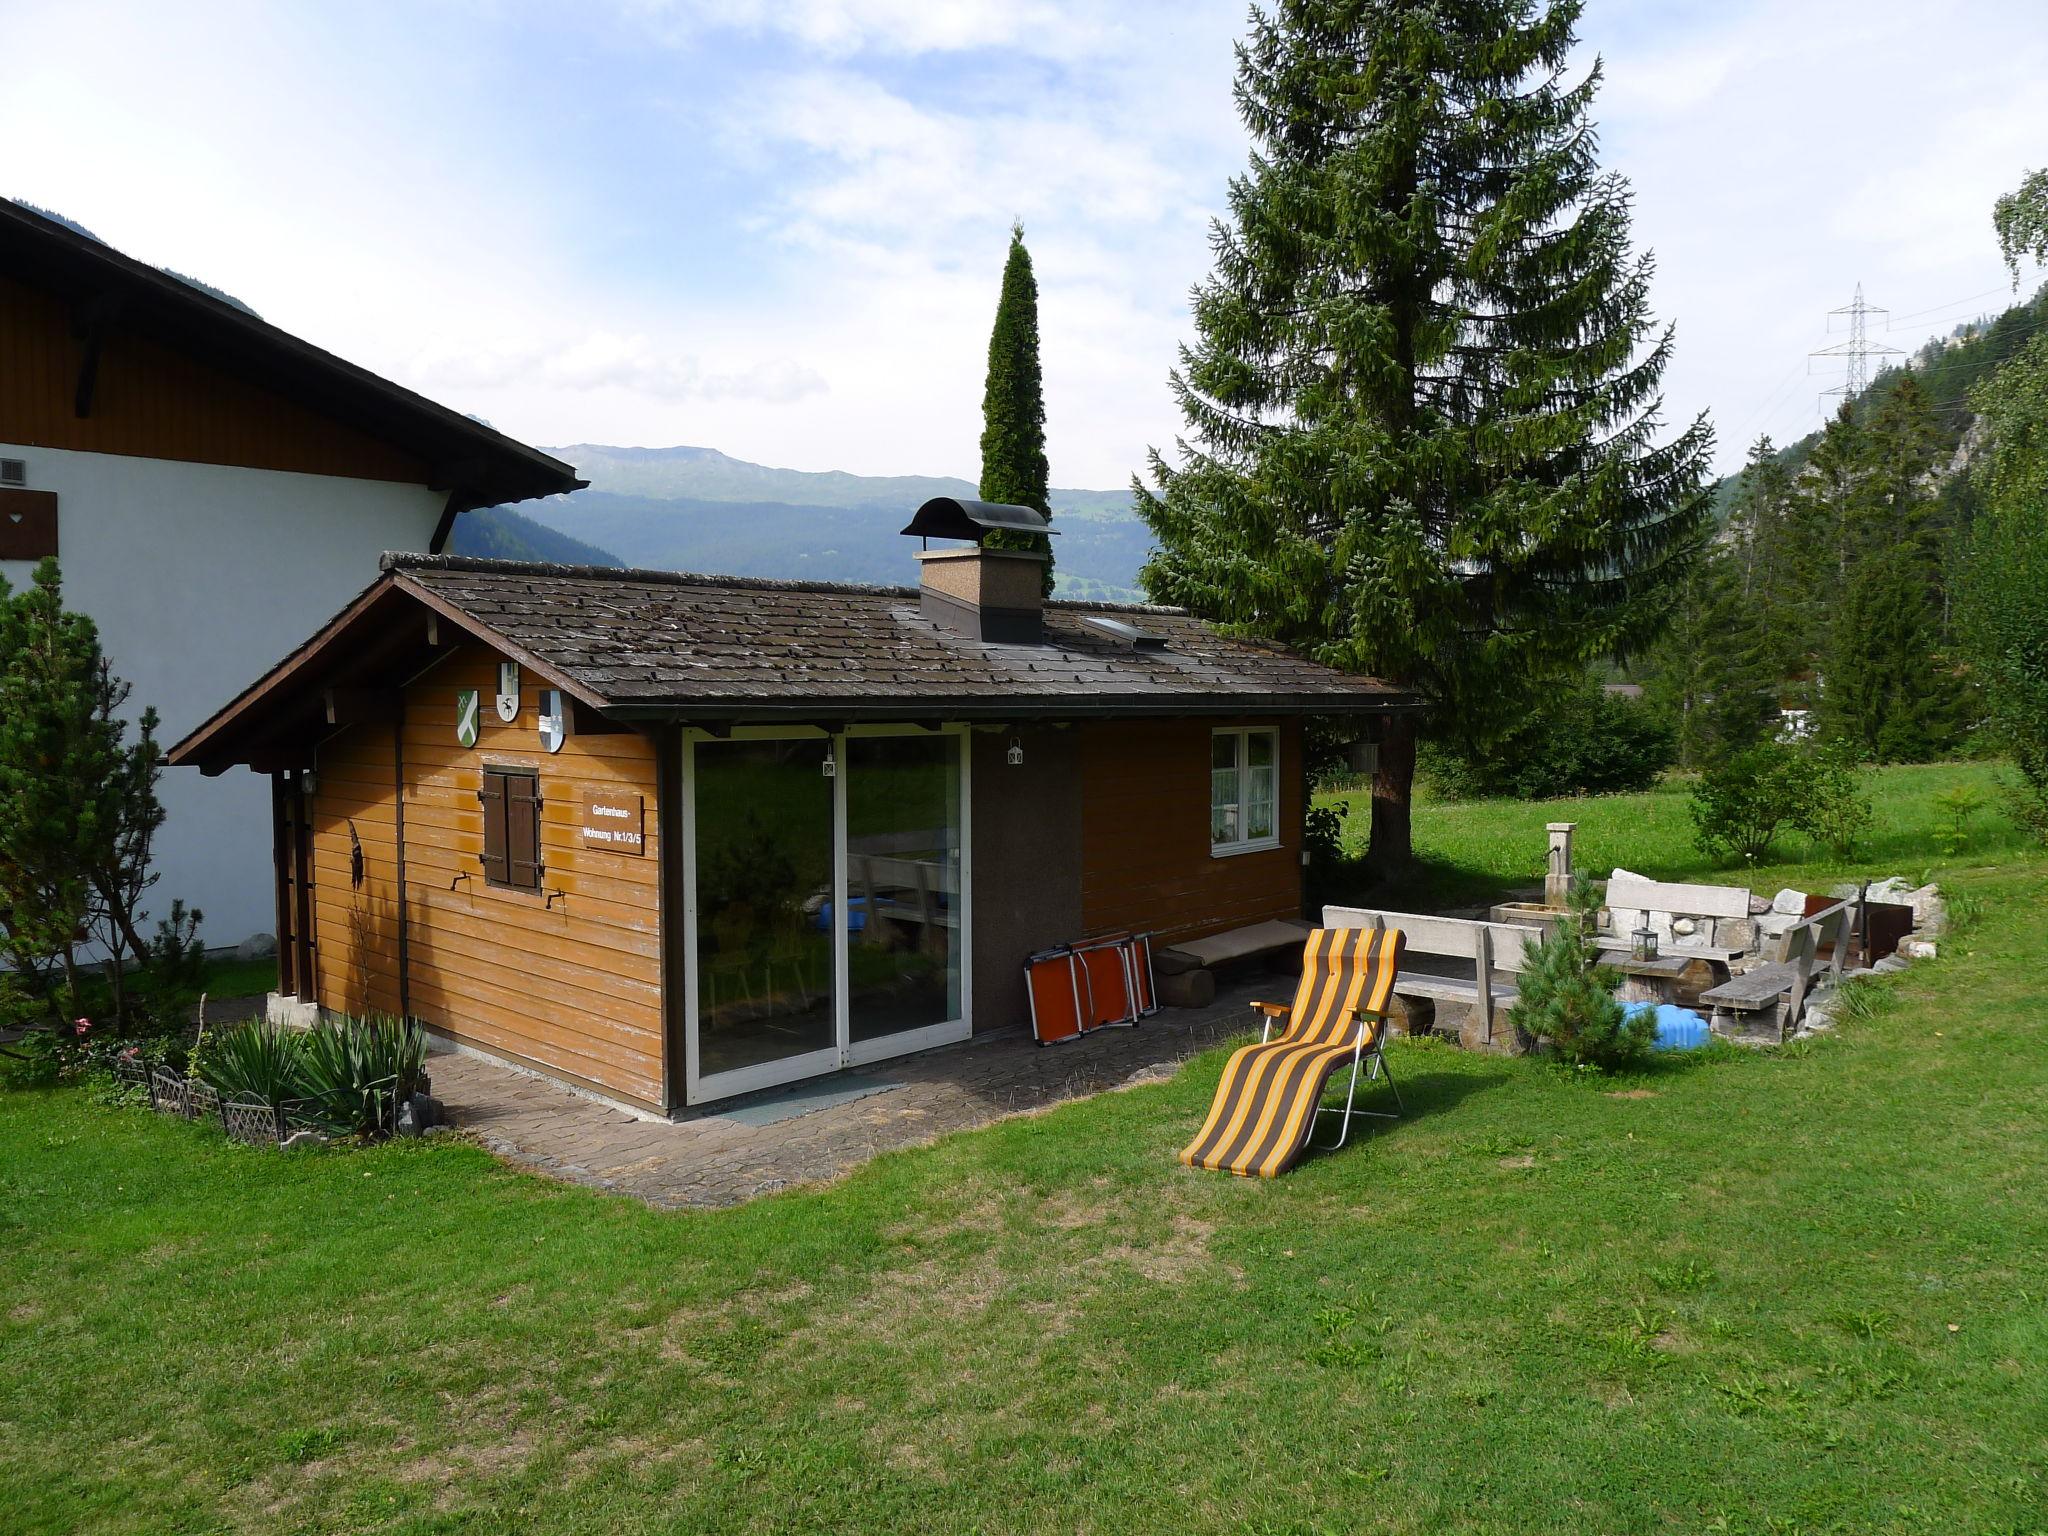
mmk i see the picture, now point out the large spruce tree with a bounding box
[1137,0,1711,866]
[978,221,1054,592]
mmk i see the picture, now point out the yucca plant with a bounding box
[295,1014,427,1138]
[200,1020,307,1113]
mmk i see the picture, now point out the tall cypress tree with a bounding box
[1137,0,1711,867]
[978,221,1054,592]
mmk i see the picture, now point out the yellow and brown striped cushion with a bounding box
[1179,927,1403,1179]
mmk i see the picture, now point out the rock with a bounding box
[235,932,277,961]
[1756,911,1804,948]
[1771,888,1808,916]
[1897,934,1939,962]
[1864,876,1915,905]
[1455,1004,1532,1056]
[1156,967,1216,1009]
[1672,916,1698,937]
[395,1095,432,1138]
[1717,916,1757,952]
[1383,992,1435,1038]
[1908,884,1946,935]
[1750,893,1776,915]
[1874,955,1910,974]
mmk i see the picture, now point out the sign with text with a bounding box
[580,790,646,855]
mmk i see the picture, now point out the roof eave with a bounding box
[596,694,1420,725]
[2,200,580,508]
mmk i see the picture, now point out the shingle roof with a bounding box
[168,554,1414,772]
[386,554,1411,718]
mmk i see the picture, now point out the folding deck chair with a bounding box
[1179,927,1404,1179]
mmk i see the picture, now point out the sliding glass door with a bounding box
[683,728,970,1104]
[845,734,963,1061]
[688,737,840,1096]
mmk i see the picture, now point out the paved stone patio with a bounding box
[433,978,1271,1209]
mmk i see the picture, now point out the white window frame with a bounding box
[1210,726,1280,857]
[679,723,973,1106]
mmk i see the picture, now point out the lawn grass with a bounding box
[199,955,278,1002]
[4,773,2046,1534]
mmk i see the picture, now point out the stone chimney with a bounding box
[916,546,1047,643]
[899,495,1054,644]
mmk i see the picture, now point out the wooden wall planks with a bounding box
[307,642,665,1110]
[0,272,428,484]
[1077,717,1304,945]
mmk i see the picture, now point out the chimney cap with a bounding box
[901,496,1055,543]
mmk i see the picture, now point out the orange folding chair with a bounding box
[1179,927,1404,1178]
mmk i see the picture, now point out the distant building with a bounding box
[1,200,580,947]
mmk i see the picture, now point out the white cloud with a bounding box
[413,333,827,403]
[5,0,2042,493]
[624,0,1125,60]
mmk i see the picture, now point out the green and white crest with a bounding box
[455,688,480,748]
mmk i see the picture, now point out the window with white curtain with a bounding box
[1210,727,1278,854]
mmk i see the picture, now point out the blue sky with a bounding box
[4,0,2045,488]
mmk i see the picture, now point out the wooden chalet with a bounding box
[169,508,1414,1114]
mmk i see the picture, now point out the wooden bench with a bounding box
[1602,873,1756,961]
[1699,898,1852,1043]
[1322,906,1536,1052]
[1152,918,1314,1008]
[1159,918,1314,971]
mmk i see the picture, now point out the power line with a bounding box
[1884,283,2015,329]
[1726,356,1809,443]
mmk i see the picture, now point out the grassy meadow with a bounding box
[2,762,2044,1534]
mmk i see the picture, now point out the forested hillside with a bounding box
[448,505,622,567]
[1648,283,2048,767]
[1428,272,2048,804]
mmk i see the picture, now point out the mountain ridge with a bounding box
[513,444,1151,599]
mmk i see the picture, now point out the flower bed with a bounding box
[99,1014,445,1148]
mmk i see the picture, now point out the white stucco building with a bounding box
[1,200,579,949]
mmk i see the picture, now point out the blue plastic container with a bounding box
[814,897,869,934]
[1623,1000,1711,1051]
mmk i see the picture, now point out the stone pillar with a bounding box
[1545,822,1576,909]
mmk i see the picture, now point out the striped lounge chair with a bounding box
[1180,927,1404,1178]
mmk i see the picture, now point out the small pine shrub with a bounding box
[1931,784,1987,856]
[1507,882,1654,1069]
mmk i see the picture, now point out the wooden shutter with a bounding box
[506,772,543,891]
[478,770,510,885]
